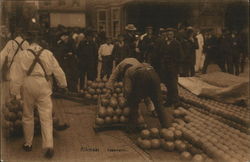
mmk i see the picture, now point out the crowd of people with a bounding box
[1,24,248,94]
[30,24,248,97]
[1,23,248,114]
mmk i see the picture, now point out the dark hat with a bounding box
[165,28,176,32]
[231,30,238,34]
[202,28,212,33]
[145,26,153,29]
[15,27,25,33]
[207,28,213,32]
[25,30,40,38]
[221,28,227,33]
[85,30,93,37]
[222,28,230,34]
[59,31,69,37]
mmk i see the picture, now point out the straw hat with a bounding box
[125,24,137,31]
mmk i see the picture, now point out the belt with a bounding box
[102,55,112,57]
[29,74,45,78]
[135,66,153,72]
[29,74,52,81]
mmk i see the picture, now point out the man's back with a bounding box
[0,36,29,69]
[10,43,67,91]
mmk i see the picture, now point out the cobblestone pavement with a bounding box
[2,62,249,162]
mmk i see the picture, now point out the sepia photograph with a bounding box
[0,0,249,161]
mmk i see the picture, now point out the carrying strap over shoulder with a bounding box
[13,39,24,51]
[8,39,25,69]
[26,48,49,81]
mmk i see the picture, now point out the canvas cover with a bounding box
[178,72,249,105]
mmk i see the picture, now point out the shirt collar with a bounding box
[15,36,23,42]
[29,43,42,52]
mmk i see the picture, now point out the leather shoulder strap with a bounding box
[13,39,25,50]
[26,48,47,78]
[8,39,26,69]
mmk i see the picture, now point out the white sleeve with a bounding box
[0,41,12,72]
[106,61,123,88]
[98,45,103,60]
[9,52,25,96]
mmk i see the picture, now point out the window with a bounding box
[111,7,120,38]
[99,11,106,21]
[97,9,108,36]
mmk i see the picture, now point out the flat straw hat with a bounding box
[125,24,137,31]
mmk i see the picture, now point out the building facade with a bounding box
[86,0,248,37]
[38,0,87,28]
[1,0,248,37]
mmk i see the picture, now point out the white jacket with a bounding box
[0,36,29,73]
[10,43,67,96]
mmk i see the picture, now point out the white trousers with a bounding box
[195,49,205,72]
[22,76,53,149]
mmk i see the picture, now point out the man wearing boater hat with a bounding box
[124,24,137,58]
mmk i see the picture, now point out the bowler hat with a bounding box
[222,28,230,34]
[207,28,213,32]
[85,30,93,37]
[125,24,137,31]
[59,31,69,37]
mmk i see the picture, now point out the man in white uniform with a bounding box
[98,37,114,79]
[0,29,29,108]
[195,29,205,72]
[10,33,67,158]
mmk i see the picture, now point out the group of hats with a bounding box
[125,24,177,32]
[160,28,177,32]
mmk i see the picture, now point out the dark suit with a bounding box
[227,35,241,75]
[139,34,156,63]
[153,36,166,75]
[202,35,218,74]
[124,33,136,58]
[159,39,183,106]
[218,35,230,72]
[112,41,132,66]
[239,32,248,73]
[56,40,78,92]
[181,37,199,77]
[77,40,98,89]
